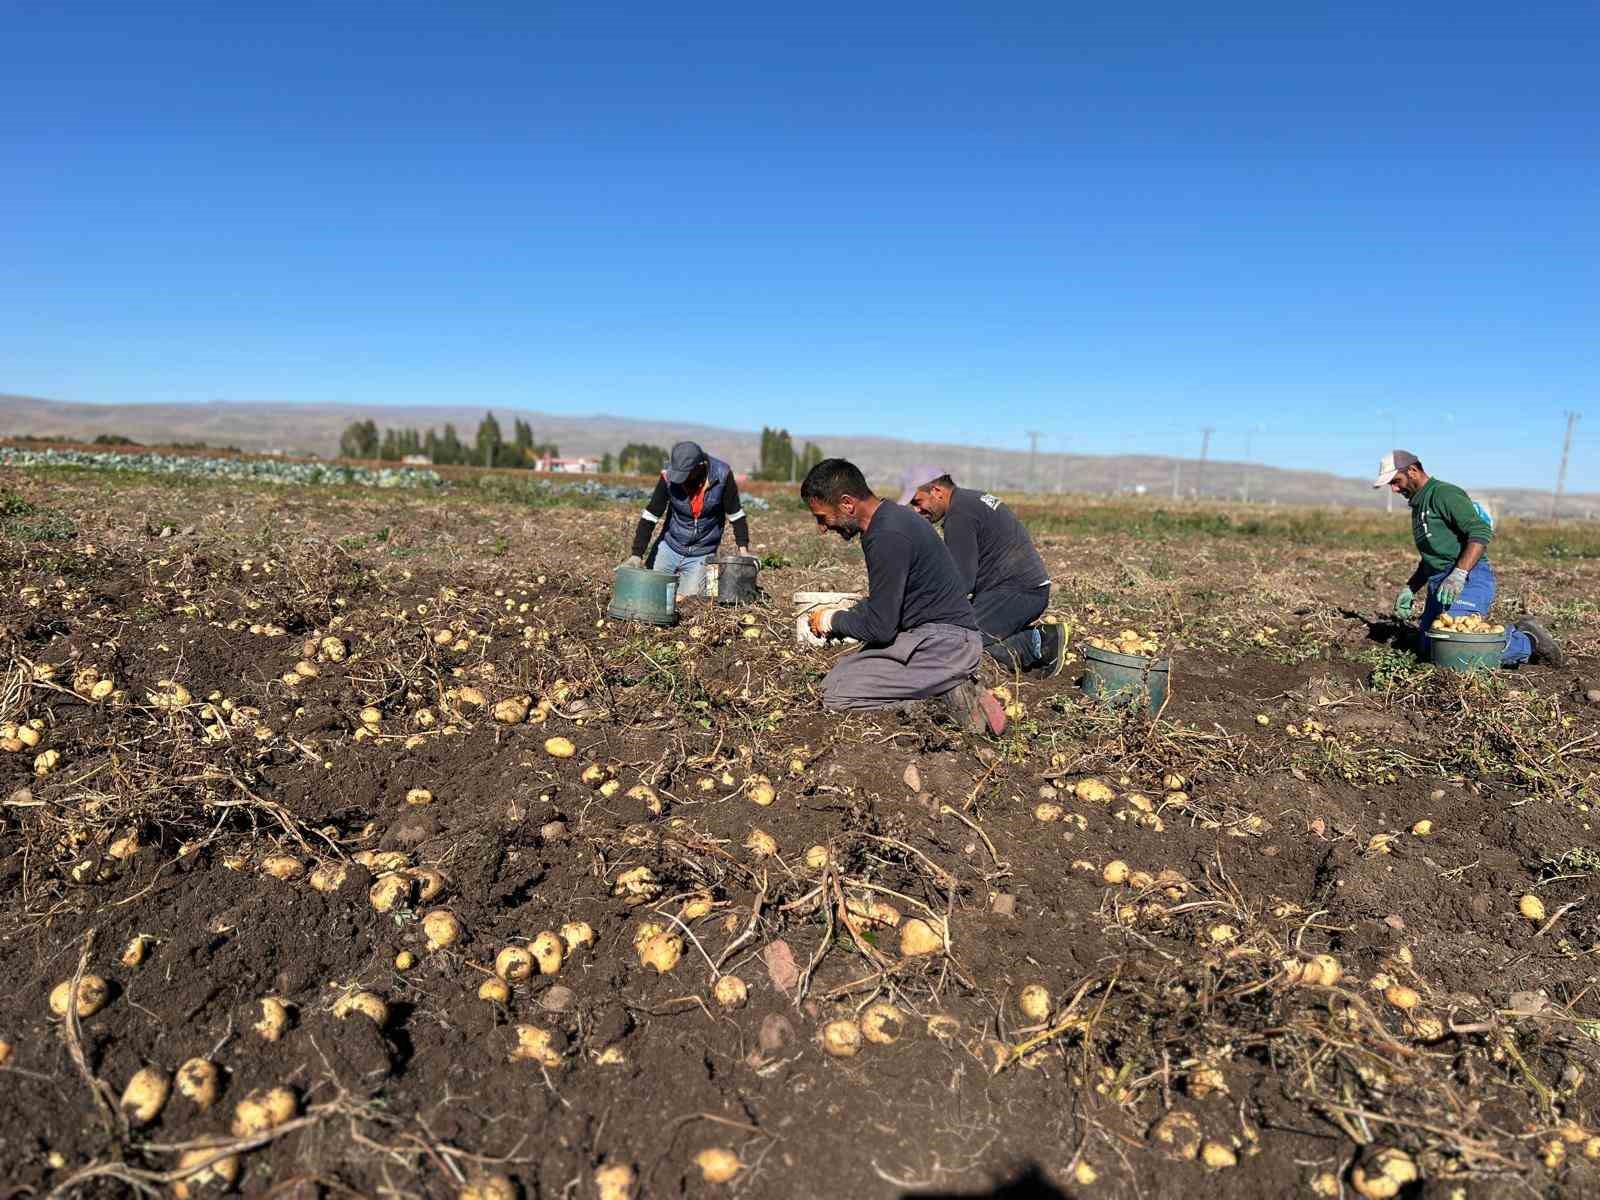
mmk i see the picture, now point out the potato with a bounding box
[394,950,416,971]
[1073,1160,1098,1185]
[1384,984,1420,1011]
[1207,924,1237,945]
[626,783,662,815]
[422,909,463,951]
[1187,1065,1227,1098]
[531,931,564,975]
[308,862,348,892]
[231,1085,297,1136]
[559,921,595,954]
[820,1018,863,1058]
[1034,802,1064,822]
[1410,819,1433,836]
[260,855,305,882]
[713,976,748,1009]
[744,829,778,857]
[1411,1015,1445,1042]
[637,933,683,973]
[253,996,291,1041]
[478,977,511,1003]
[90,678,115,701]
[147,680,192,710]
[405,787,434,807]
[1101,860,1130,885]
[50,974,109,1019]
[1520,894,1547,922]
[594,1163,637,1200]
[1200,1141,1238,1169]
[899,918,944,957]
[177,1058,221,1110]
[804,844,831,869]
[369,873,413,913]
[171,1147,241,1198]
[409,867,448,902]
[492,696,530,724]
[859,1001,905,1045]
[694,1148,742,1184]
[1351,1147,1418,1199]
[511,1024,563,1068]
[459,1175,517,1200]
[1074,778,1115,804]
[33,749,61,777]
[612,866,660,904]
[544,736,576,758]
[360,706,383,726]
[496,945,534,982]
[680,891,715,920]
[746,776,776,807]
[0,1039,12,1066]
[121,1065,171,1126]
[1017,984,1051,1022]
[120,935,150,968]
[333,991,388,1024]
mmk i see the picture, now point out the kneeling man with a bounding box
[801,459,1004,734]
[909,474,1064,674]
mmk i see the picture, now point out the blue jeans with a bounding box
[653,541,713,598]
[1417,560,1531,665]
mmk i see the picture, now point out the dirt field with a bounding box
[4,467,1600,1200]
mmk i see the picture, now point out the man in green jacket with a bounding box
[1375,450,1563,667]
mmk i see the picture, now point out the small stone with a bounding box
[990,893,1017,917]
[1587,688,1600,704]
[540,985,577,1013]
[540,820,569,843]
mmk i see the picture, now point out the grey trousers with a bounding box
[821,623,982,710]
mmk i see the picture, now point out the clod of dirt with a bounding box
[387,814,439,848]
[540,819,570,843]
[758,1013,795,1053]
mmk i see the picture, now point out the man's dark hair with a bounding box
[924,473,956,489]
[801,458,873,505]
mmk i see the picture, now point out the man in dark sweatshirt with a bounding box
[800,458,1005,734]
[908,474,1065,675]
[621,441,753,596]
[1376,449,1562,666]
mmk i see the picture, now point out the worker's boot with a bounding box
[1515,617,1566,667]
[940,682,1006,735]
[1037,622,1068,678]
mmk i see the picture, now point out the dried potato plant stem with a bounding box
[63,929,121,1136]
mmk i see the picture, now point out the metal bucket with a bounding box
[713,555,759,605]
[607,566,679,626]
[1080,644,1171,714]
[1428,629,1506,673]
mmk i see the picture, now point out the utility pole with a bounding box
[1025,430,1042,494]
[1242,426,1262,504]
[1196,427,1214,497]
[1553,411,1581,519]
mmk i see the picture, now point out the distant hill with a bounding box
[2,391,1592,518]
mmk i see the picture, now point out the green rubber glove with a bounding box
[1436,568,1469,607]
[1394,587,1415,619]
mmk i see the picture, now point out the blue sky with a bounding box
[2,2,1596,489]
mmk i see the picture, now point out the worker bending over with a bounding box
[1376,449,1562,667]
[623,441,753,596]
[801,458,1005,734]
[909,475,1065,675]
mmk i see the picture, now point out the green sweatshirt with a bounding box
[1409,477,1491,574]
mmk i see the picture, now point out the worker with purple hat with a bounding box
[1375,450,1562,667]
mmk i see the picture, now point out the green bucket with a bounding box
[607,566,679,626]
[1428,629,1506,673]
[1080,645,1171,714]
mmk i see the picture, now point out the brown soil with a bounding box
[3,471,1599,1200]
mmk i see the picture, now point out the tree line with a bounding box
[339,413,557,468]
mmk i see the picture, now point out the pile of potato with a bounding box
[1088,628,1161,657]
[1432,612,1505,635]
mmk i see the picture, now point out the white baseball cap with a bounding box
[1372,449,1419,488]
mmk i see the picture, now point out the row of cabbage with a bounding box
[0,448,441,489]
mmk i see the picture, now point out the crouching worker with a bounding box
[622,440,753,596]
[909,474,1065,675]
[800,458,1005,734]
[1376,449,1563,667]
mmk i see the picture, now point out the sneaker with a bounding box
[1516,617,1565,667]
[940,682,1007,735]
[1036,623,1067,678]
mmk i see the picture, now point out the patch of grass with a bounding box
[0,488,77,541]
[1352,645,1433,692]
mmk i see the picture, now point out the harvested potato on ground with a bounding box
[899,918,944,957]
[50,974,110,1019]
[478,977,511,1004]
[713,976,748,1009]
[121,1065,171,1126]
[458,1175,517,1200]
[231,1085,298,1136]
[422,909,463,951]
[531,931,564,975]
[859,1002,905,1045]
[496,945,534,981]
[253,996,290,1041]
[594,1163,637,1200]
[1075,778,1115,804]
[511,1024,564,1068]
[544,736,576,758]
[820,1018,863,1058]
[1351,1147,1418,1199]
[171,1147,241,1198]
[333,991,388,1024]
[176,1058,221,1110]
[694,1148,742,1183]
[559,921,595,953]
[637,932,683,973]
[1520,894,1546,922]
[1017,984,1051,1021]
